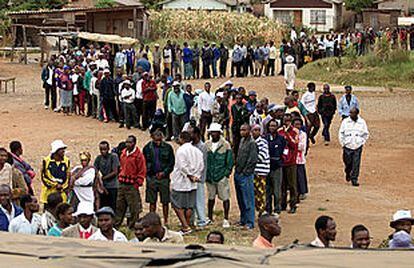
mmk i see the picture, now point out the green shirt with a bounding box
[168,90,186,115]
[84,70,93,93]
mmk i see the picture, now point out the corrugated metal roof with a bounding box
[7,5,144,16]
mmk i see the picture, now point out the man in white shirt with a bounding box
[301,82,320,144]
[198,82,215,139]
[268,41,277,76]
[310,215,336,248]
[120,80,137,129]
[339,107,369,187]
[170,132,204,234]
[88,207,127,242]
[96,53,109,70]
[8,194,44,235]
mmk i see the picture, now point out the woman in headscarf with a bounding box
[69,152,103,209]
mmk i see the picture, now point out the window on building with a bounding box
[274,10,293,25]
[310,10,326,25]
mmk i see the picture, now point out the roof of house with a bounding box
[159,0,250,7]
[269,0,342,9]
[7,5,145,16]
[114,0,143,6]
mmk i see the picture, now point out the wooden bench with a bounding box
[0,77,16,93]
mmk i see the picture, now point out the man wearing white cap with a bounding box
[120,80,138,129]
[40,140,70,204]
[62,202,98,239]
[284,55,297,93]
[379,210,414,248]
[205,123,233,228]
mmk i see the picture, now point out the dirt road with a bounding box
[1,60,413,247]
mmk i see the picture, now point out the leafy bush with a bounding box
[95,0,115,8]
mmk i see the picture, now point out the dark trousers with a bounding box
[268,59,275,76]
[115,184,142,229]
[142,100,156,129]
[124,102,137,128]
[91,94,98,118]
[266,168,282,214]
[134,98,143,127]
[192,60,200,79]
[102,98,118,121]
[281,165,298,210]
[172,113,186,139]
[231,126,241,156]
[297,164,308,195]
[306,112,320,140]
[44,84,57,109]
[86,93,93,116]
[244,59,254,76]
[117,100,124,124]
[200,111,212,140]
[99,188,117,211]
[236,62,242,77]
[343,146,363,183]
[126,62,134,75]
[321,115,333,141]
[219,58,227,77]
[153,63,161,79]
[166,112,173,139]
[202,61,211,78]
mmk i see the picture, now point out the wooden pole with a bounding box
[22,25,27,65]
[10,25,16,62]
[133,8,137,39]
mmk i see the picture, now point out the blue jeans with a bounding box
[234,173,255,228]
[193,182,207,226]
[212,59,218,77]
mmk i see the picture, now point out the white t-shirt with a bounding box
[121,87,136,104]
[301,91,316,113]
[135,79,143,99]
[88,228,128,242]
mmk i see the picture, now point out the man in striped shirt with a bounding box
[251,124,270,216]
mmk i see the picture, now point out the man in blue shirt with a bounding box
[212,43,221,78]
[182,42,193,80]
[0,184,23,231]
[136,54,151,74]
[124,46,135,75]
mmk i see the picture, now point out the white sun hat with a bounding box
[73,202,95,217]
[50,140,67,154]
[390,210,414,228]
[207,123,223,133]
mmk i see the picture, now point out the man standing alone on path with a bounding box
[339,107,369,187]
[234,124,258,229]
[143,130,175,226]
[301,82,320,144]
[116,135,146,229]
[205,123,233,228]
[317,84,337,145]
[41,59,56,110]
[170,132,204,234]
[338,86,359,119]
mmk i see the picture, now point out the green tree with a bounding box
[344,0,375,13]
[95,0,115,8]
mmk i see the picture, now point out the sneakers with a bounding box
[222,219,230,228]
[44,105,49,110]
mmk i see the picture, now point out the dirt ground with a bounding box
[1,59,414,248]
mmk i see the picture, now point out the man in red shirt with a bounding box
[278,113,299,214]
[115,135,146,229]
[141,72,158,130]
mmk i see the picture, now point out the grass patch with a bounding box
[297,51,414,89]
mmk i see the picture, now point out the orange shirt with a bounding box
[253,235,275,249]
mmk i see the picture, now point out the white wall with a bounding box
[162,0,230,11]
[264,4,338,32]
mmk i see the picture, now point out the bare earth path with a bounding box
[1,60,413,247]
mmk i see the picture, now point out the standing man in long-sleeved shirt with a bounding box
[192,43,200,79]
[182,42,193,80]
[317,84,337,145]
[339,108,369,187]
[141,72,158,130]
[235,124,258,229]
[198,82,215,140]
[170,132,204,234]
[338,85,359,119]
[278,113,299,214]
[115,135,146,229]
[167,81,186,140]
[251,124,270,217]
[219,43,228,78]
[265,119,286,215]
[100,69,118,122]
